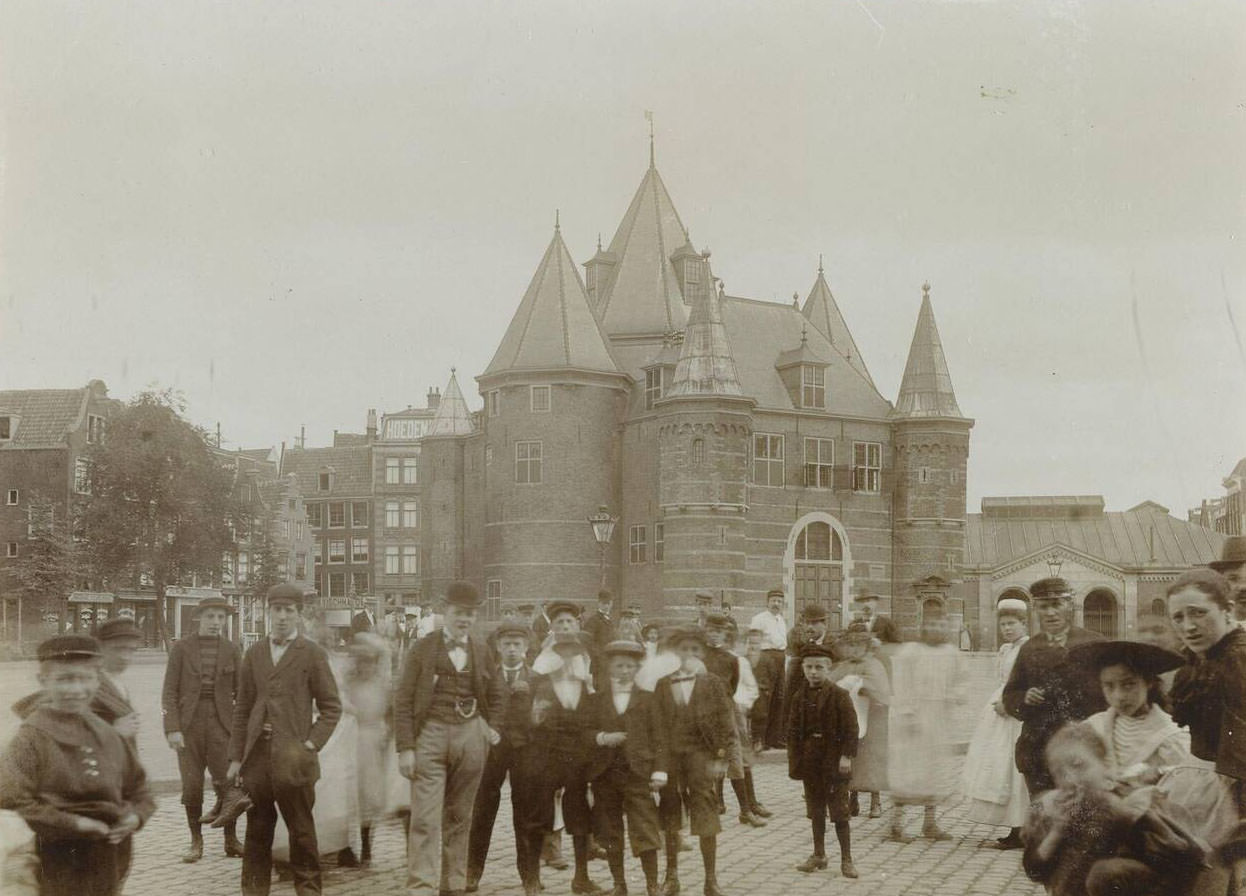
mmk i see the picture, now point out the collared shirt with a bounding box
[443,631,469,672]
[502,664,524,685]
[269,632,298,665]
[749,610,787,651]
[611,684,633,715]
[1047,631,1069,649]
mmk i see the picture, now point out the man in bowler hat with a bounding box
[1210,534,1246,620]
[395,581,506,895]
[1001,576,1105,795]
[226,583,341,896]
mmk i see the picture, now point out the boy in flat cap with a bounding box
[0,635,156,896]
[94,618,144,744]
[395,581,505,896]
[704,615,760,826]
[466,622,536,893]
[161,595,243,862]
[585,640,667,896]
[653,627,737,896]
[227,583,342,896]
[787,643,859,879]
[1002,577,1106,795]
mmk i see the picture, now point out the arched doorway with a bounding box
[1083,589,1119,638]
[1149,598,1166,618]
[788,516,848,632]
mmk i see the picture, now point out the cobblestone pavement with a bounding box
[119,750,1042,896]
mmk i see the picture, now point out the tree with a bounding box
[9,494,84,623]
[80,389,235,648]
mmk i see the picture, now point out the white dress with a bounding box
[962,637,1030,828]
[888,642,964,804]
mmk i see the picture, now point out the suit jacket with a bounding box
[93,673,136,727]
[868,615,901,644]
[494,664,535,750]
[704,645,740,695]
[652,673,736,759]
[582,611,615,655]
[583,686,668,781]
[162,634,241,734]
[350,610,376,635]
[393,632,506,752]
[786,679,858,780]
[228,636,342,787]
[1002,627,1106,778]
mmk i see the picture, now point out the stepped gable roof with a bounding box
[426,370,475,437]
[801,261,877,389]
[281,444,373,498]
[667,282,745,398]
[966,495,1227,571]
[485,225,621,377]
[0,386,94,448]
[595,163,692,337]
[892,284,964,419]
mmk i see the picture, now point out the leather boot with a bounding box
[182,805,204,863]
[199,792,222,825]
[223,819,244,858]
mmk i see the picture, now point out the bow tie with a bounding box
[669,673,696,683]
[271,637,294,647]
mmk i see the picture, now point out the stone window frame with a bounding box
[327,571,346,598]
[351,537,369,563]
[752,433,785,487]
[530,385,551,413]
[384,545,400,575]
[402,500,420,529]
[385,457,401,484]
[385,500,401,528]
[803,437,834,489]
[515,441,543,485]
[852,441,882,493]
[328,502,346,528]
[351,571,369,595]
[401,456,419,485]
[629,525,647,564]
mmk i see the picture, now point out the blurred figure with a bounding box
[851,594,900,644]
[641,624,661,660]
[830,623,890,821]
[95,618,144,745]
[343,633,392,867]
[617,604,644,645]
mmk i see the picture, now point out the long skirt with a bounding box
[274,714,361,861]
[963,702,1028,828]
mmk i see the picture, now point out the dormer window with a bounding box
[318,469,333,492]
[0,416,12,441]
[585,266,597,292]
[800,365,825,409]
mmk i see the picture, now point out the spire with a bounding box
[667,280,744,398]
[892,282,963,419]
[645,110,655,169]
[426,369,474,436]
[800,260,876,388]
[484,226,620,376]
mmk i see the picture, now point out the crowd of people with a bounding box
[3,532,1246,896]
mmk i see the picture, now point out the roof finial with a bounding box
[818,253,824,275]
[555,209,560,232]
[645,110,655,168]
[922,281,931,298]
[800,323,808,344]
[792,292,800,309]
[597,232,602,251]
[450,365,456,375]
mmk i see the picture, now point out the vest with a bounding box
[429,638,477,724]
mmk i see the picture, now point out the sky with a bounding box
[1,0,1244,517]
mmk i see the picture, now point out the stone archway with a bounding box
[783,512,852,631]
[1083,588,1119,638]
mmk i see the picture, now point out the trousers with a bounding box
[240,739,320,896]
[177,697,230,806]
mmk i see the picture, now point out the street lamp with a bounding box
[1046,553,1063,579]
[588,505,617,590]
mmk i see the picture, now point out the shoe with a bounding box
[750,803,772,819]
[703,880,726,896]
[224,835,245,858]
[660,874,680,896]
[988,834,1023,850]
[868,803,882,819]
[543,843,569,871]
[795,854,827,873]
[840,861,859,879]
[572,876,605,895]
[209,784,253,829]
[887,828,914,844]
[608,885,628,896]
[199,795,223,825]
[922,826,952,841]
[849,793,860,817]
[337,847,359,868]
[181,838,203,863]
[737,812,766,828]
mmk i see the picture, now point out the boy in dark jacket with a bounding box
[586,640,667,896]
[786,643,859,879]
[0,635,156,896]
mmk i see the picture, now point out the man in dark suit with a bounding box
[582,591,616,688]
[226,583,342,896]
[653,627,737,896]
[350,604,377,635]
[395,582,506,896]
[1002,576,1106,796]
[586,640,667,896]
[162,596,244,862]
[852,594,900,644]
[467,623,535,893]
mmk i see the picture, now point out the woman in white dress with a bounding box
[962,597,1030,849]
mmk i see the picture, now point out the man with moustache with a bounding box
[1210,535,1246,622]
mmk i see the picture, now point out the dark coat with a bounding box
[703,645,740,696]
[651,673,736,760]
[582,611,615,655]
[393,631,507,752]
[161,634,241,734]
[1171,625,1246,781]
[350,610,376,635]
[1002,627,1106,781]
[583,687,668,781]
[868,615,901,644]
[494,664,535,751]
[786,680,858,780]
[227,636,342,787]
[91,674,136,727]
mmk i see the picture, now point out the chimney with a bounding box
[366,408,378,442]
[427,387,441,410]
[298,425,306,449]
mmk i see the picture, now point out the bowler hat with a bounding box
[603,639,645,658]
[97,618,142,643]
[704,612,730,630]
[597,590,614,603]
[196,595,234,614]
[267,583,304,607]
[445,581,481,608]
[37,634,101,662]
[1210,535,1246,572]
[493,622,531,642]
[800,643,836,661]
[801,603,828,622]
[545,600,582,621]
[1067,640,1185,678]
[1029,577,1074,599]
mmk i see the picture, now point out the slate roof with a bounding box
[280,445,374,498]
[801,265,877,389]
[426,371,475,436]
[484,226,621,377]
[667,282,744,398]
[892,286,964,419]
[595,163,692,337]
[966,496,1226,570]
[0,387,91,447]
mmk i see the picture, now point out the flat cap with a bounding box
[996,598,1029,618]
[1029,577,1074,599]
[603,639,646,658]
[853,593,881,604]
[97,618,142,643]
[765,586,785,599]
[515,602,536,612]
[445,581,481,608]
[800,643,836,661]
[196,595,234,613]
[268,583,305,607]
[493,622,531,641]
[545,600,582,621]
[37,634,101,662]
[694,591,715,603]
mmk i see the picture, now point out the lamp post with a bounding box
[1046,553,1063,579]
[587,505,618,590]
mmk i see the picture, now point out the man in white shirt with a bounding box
[748,588,789,751]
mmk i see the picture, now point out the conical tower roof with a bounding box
[484,224,620,376]
[801,259,877,389]
[426,370,474,436]
[667,281,745,398]
[892,284,964,419]
[595,162,692,337]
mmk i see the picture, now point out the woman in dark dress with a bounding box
[1167,568,1246,895]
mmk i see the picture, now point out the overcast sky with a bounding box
[2,0,1243,516]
